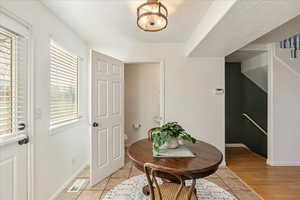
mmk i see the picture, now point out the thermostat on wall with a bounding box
[215,88,225,95]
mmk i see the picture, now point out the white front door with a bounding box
[0,137,28,200]
[0,16,29,200]
[90,50,124,185]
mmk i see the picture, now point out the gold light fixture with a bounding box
[137,0,168,32]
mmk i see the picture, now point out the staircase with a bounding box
[225,61,267,158]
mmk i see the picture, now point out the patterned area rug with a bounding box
[102,175,237,200]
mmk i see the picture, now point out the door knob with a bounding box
[92,122,99,127]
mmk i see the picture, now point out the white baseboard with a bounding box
[225,143,249,149]
[267,159,300,166]
[49,161,89,200]
[220,160,227,167]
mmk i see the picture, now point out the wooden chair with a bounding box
[144,163,197,200]
[148,127,159,141]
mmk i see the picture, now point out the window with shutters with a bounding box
[50,40,79,127]
[0,29,26,136]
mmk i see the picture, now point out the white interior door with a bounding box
[90,50,124,185]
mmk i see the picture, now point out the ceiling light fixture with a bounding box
[137,0,168,32]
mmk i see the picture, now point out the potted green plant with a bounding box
[152,122,196,153]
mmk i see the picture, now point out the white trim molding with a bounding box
[267,43,274,165]
[220,161,227,167]
[49,116,85,136]
[267,160,300,166]
[49,162,89,200]
[225,143,250,149]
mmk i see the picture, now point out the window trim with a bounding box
[49,40,81,131]
[49,116,83,136]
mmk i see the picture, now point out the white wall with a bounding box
[0,1,89,200]
[92,43,225,164]
[241,52,268,92]
[254,15,300,44]
[124,63,160,145]
[268,43,300,166]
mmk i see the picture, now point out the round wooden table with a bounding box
[128,139,223,195]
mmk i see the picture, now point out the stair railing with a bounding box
[242,113,267,135]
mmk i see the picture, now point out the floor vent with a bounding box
[67,179,87,193]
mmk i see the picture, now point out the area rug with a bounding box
[102,175,237,200]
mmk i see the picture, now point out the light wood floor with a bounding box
[226,147,300,200]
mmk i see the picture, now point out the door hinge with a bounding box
[18,136,29,145]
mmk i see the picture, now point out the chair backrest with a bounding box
[148,127,159,141]
[144,163,196,200]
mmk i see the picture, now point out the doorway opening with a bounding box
[124,62,164,146]
[225,50,268,165]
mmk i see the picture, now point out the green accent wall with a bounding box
[225,62,267,157]
[225,63,242,143]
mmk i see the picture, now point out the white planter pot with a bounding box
[165,137,179,149]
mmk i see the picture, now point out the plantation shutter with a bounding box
[50,40,79,126]
[0,29,27,136]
